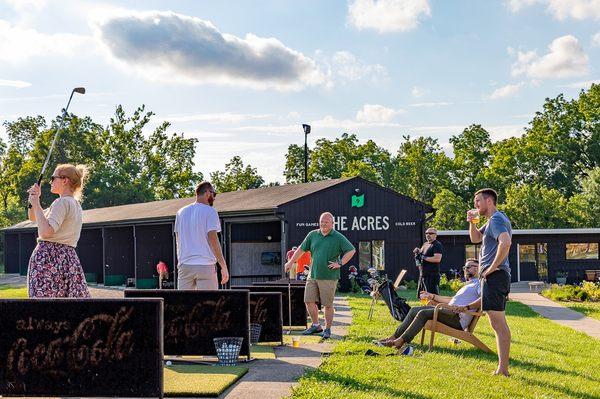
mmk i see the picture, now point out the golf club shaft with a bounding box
[37,91,76,184]
[28,90,77,209]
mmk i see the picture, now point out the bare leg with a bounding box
[488,310,511,376]
[324,305,334,329]
[306,302,320,326]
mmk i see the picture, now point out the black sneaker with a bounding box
[321,328,332,339]
[302,324,323,335]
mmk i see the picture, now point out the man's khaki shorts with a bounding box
[304,278,337,307]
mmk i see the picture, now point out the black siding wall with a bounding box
[77,229,103,283]
[135,224,175,288]
[4,233,19,274]
[280,179,428,286]
[438,233,600,283]
[104,226,135,285]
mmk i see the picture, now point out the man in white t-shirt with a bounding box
[174,181,229,290]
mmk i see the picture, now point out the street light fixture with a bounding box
[302,124,311,183]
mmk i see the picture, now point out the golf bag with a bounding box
[376,279,411,321]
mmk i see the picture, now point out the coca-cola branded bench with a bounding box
[0,298,163,398]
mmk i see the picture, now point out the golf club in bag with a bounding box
[28,87,85,208]
[375,279,411,322]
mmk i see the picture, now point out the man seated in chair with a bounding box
[375,259,481,349]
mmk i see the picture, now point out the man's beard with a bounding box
[208,198,214,206]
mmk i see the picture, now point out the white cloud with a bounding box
[505,0,542,12]
[506,0,600,20]
[0,79,32,88]
[0,20,92,63]
[409,101,452,107]
[592,32,600,47]
[329,51,388,83]
[558,79,600,89]
[489,82,524,100]
[356,104,404,123]
[3,0,47,12]
[94,10,326,91]
[159,112,274,124]
[486,124,528,141]
[411,86,429,97]
[348,0,431,33]
[511,35,589,79]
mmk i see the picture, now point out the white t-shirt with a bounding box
[449,278,481,329]
[40,196,82,247]
[174,202,221,266]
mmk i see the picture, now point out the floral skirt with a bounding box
[27,241,91,298]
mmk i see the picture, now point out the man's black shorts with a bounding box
[482,270,510,311]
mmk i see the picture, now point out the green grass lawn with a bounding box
[561,301,600,321]
[290,290,600,399]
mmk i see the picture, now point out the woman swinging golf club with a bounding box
[27,164,90,298]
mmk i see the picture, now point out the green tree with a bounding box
[567,167,600,227]
[308,133,360,181]
[284,144,311,183]
[502,184,571,229]
[391,135,452,204]
[210,156,265,192]
[1,105,202,213]
[431,189,470,230]
[449,124,492,199]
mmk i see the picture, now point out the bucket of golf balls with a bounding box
[213,337,244,366]
[249,323,262,345]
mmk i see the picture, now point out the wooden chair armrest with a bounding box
[463,309,485,316]
[434,303,485,317]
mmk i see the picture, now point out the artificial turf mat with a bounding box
[0,285,27,298]
[250,344,277,359]
[164,365,248,397]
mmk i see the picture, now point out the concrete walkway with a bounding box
[222,296,352,399]
[510,282,600,339]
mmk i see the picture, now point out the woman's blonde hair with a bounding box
[55,164,88,201]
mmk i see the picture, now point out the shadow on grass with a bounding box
[304,368,434,399]
[519,375,600,399]
[424,346,600,384]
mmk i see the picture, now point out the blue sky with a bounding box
[0,0,598,183]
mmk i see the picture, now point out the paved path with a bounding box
[222,296,352,399]
[510,282,600,339]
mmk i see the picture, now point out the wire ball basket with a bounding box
[250,323,262,345]
[213,337,244,366]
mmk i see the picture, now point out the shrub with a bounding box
[405,280,417,290]
[439,274,464,293]
[541,283,600,302]
[449,278,465,292]
[581,281,600,301]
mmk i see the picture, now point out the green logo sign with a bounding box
[351,194,365,208]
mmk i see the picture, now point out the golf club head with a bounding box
[73,87,86,94]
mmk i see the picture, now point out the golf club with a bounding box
[28,87,85,208]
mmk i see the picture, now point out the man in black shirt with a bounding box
[414,228,444,295]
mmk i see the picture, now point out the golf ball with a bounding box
[166,361,172,366]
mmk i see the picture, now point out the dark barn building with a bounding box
[2,177,432,289]
[437,229,600,284]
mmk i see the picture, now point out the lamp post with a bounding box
[302,124,311,183]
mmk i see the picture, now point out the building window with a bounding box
[465,244,480,260]
[519,245,536,263]
[358,240,385,270]
[565,243,599,260]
